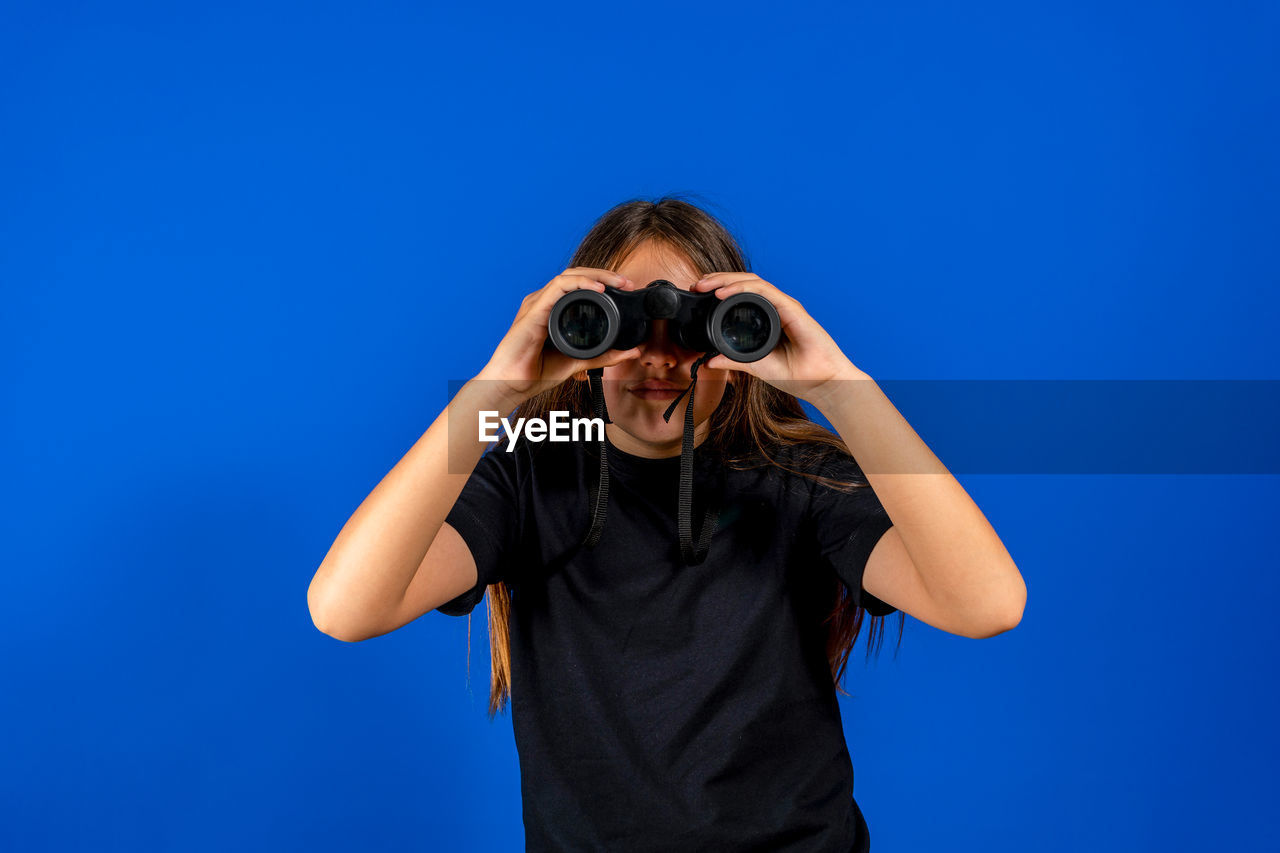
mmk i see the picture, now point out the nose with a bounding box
[640,319,679,369]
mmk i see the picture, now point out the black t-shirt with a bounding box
[437,430,897,852]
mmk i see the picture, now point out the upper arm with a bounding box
[377,522,479,636]
[863,527,990,639]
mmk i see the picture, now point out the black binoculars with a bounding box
[547,279,782,363]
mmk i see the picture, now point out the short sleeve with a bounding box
[435,442,523,617]
[805,450,898,618]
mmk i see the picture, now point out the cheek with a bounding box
[694,378,730,411]
[599,375,634,410]
[599,365,630,394]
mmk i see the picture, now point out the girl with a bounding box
[308,197,1027,852]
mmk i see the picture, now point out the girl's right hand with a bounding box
[475,267,643,407]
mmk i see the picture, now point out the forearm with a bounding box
[812,369,1026,632]
[307,377,519,639]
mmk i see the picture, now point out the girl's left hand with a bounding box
[692,272,864,407]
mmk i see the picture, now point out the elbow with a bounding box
[966,613,1021,639]
[308,578,370,643]
[966,577,1027,639]
[310,608,370,643]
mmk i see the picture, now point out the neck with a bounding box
[605,422,710,459]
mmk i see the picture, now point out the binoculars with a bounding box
[547,279,782,363]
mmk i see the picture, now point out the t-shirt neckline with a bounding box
[602,430,720,477]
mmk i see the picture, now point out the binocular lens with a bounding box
[558,302,610,350]
[719,303,773,354]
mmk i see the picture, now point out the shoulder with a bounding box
[463,438,585,524]
[471,434,547,488]
[482,432,590,494]
[723,441,869,512]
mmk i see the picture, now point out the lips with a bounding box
[632,381,684,392]
[629,380,686,400]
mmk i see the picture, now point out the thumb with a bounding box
[705,354,734,371]
[586,347,642,370]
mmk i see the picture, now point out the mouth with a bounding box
[630,389,682,401]
[629,381,685,401]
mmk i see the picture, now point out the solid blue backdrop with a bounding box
[2,1,1277,850]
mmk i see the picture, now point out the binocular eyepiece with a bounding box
[548,279,782,363]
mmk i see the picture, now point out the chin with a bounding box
[602,404,675,438]
[622,411,684,437]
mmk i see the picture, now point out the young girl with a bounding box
[308,198,1027,852]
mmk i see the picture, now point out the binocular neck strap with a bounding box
[662,351,720,566]
[580,353,721,566]
[581,367,611,550]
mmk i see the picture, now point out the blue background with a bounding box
[3,1,1277,850]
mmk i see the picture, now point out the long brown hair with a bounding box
[471,194,904,718]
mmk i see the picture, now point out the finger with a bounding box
[559,347,643,383]
[706,353,751,373]
[695,274,792,307]
[691,272,755,291]
[701,279,808,332]
[583,346,643,371]
[707,278,786,302]
[517,272,628,326]
[562,267,633,291]
[701,350,757,381]
[551,271,631,301]
[529,270,632,309]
